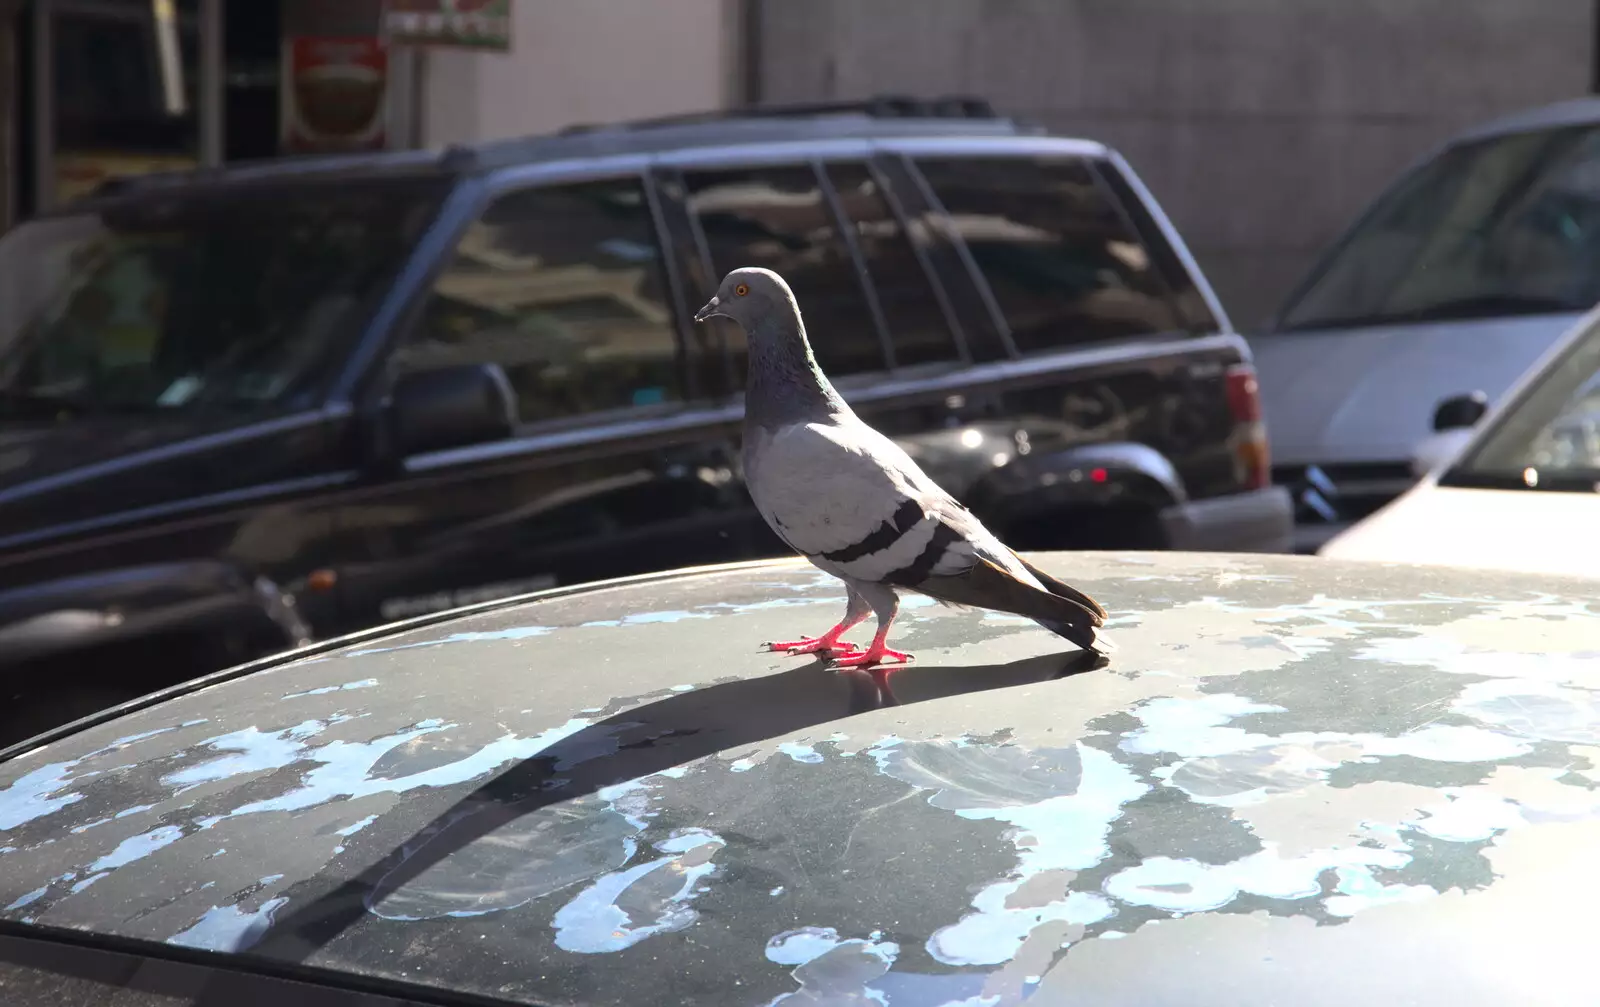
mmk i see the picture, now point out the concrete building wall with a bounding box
[755,0,1594,328]
[420,0,739,149]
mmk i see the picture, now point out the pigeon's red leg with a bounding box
[828,623,913,668]
[765,588,870,655]
[766,625,862,655]
[829,587,912,668]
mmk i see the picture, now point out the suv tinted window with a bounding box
[824,162,961,367]
[397,178,681,424]
[915,156,1183,352]
[0,181,444,417]
[684,165,887,377]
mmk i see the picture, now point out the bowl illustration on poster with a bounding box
[285,37,388,151]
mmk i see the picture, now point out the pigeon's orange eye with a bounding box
[735,283,749,297]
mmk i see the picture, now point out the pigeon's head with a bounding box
[694,267,795,331]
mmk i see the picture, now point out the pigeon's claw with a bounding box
[766,636,862,655]
[828,645,913,669]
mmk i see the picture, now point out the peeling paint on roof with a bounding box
[2,552,1599,1006]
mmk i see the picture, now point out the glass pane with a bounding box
[915,156,1183,353]
[0,180,447,417]
[825,162,960,367]
[1454,318,1600,484]
[1282,127,1600,331]
[397,178,682,423]
[1092,161,1220,334]
[52,2,202,203]
[684,164,888,377]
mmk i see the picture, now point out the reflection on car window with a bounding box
[914,156,1181,353]
[1281,126,1600,331]
[0,182,444,418]
[1453,316,1600,485]
[684,164,887,377]
[397,178,682,425]
[824,162,960,367]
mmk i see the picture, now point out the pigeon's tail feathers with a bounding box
[910,556,1112,654]
[1016,555,1109,621]
[1036,617,1117,654]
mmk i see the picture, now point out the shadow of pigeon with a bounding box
[253,648,1108,961]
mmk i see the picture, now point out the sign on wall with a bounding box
[385,0,511,51]
[281,36,390,153]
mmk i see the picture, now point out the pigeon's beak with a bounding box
[694,296,723,323]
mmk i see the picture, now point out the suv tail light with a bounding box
[1225,364,1270,490]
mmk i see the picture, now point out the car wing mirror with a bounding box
[390,362,517,456]
[1431,391,1488,432]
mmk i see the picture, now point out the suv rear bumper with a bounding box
[1159,486,1294,553]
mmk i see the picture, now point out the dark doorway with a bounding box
[12,0,285,221]
[224,0,280,162]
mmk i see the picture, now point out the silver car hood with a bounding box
[1248,313,1579,466]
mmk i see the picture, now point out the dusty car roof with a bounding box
[2,551,1599,1005]
[1451,95,1600,144]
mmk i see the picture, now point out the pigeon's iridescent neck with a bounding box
[742,310,848,432]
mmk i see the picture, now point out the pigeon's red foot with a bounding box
[828,646,913,669]
[766,636,862,655]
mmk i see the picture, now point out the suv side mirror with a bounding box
[391,363,517,456]
[1432,391,1488,432]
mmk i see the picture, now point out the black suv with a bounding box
[0,97,1290,737]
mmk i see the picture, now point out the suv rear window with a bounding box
[914,156,1184,353]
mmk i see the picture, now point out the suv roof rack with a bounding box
[559,94,1000,135]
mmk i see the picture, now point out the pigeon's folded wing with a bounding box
[750,421,958,583]
[901,501,1112,652]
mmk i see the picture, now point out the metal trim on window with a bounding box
[666,164,742,396]
[1101,149,1234,335]
[640,168,700,400]
[334,177,496,405]
[31,0,55,214]
[1081,157,1188,318]
[864,153,973,366]
[1087,156,1218,336]
[812,158,898,371]
[894,152,1020,359]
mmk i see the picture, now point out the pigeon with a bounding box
[694,266,1115,668]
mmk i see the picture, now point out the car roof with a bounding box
[2,551,1598,1005]
[59,95,1053,209]
[1449,95,1600,145]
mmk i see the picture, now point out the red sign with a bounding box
[282,36,389,153]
